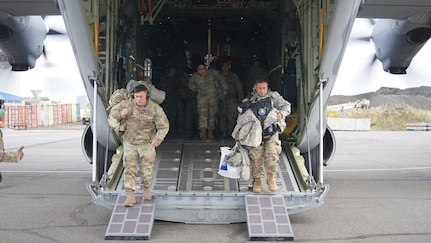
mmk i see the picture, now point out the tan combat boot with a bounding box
[143,187,152,201]
[124,188,136,207]
[207,129,214,139]
[266,173,277,192]
[199,128,207,140]
[253,178,262,193]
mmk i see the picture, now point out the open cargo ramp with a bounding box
[89,139,328,224]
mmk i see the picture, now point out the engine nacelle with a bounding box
[81,124,93,163]
[302,125,336,183]
[81,124,116,181]
[372,18,431,74]
[322,125,336,166]
[0,13,47,71]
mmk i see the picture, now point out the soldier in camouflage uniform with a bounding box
[189,63,227,140]
[107,73,166,140]
[109,85,169,206]
[238,76,290,193]
[219,62,244,138]
[0,100,24,183]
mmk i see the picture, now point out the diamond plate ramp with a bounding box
[105,194,157,240]
[245,194,294,241]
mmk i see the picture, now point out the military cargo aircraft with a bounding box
[1,0,431,225]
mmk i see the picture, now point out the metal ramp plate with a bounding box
[105,194,157,240]
[245,194,294,241]
[152,142,298,193]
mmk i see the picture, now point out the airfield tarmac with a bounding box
[0,124,430,243]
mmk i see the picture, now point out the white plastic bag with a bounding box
[217,146,241,179]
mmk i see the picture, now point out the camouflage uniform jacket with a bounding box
[243,89,291,119]
[110,99,169,145]
[223,71,243,102]
[232,90,290,147]
[107,89,131,137]
[188,69,227,101]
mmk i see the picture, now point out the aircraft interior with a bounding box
[118,1,300,112]
[83,0,310,199]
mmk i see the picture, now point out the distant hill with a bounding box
[329,86,431,110]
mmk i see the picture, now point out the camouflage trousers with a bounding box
[247,135,282,178]
[218,99,238,136]
[197,97,218,130]
[123,142,156,191]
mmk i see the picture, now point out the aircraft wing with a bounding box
[0,0,60,71]
[357,0,431,19]
[0,0,59,16]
